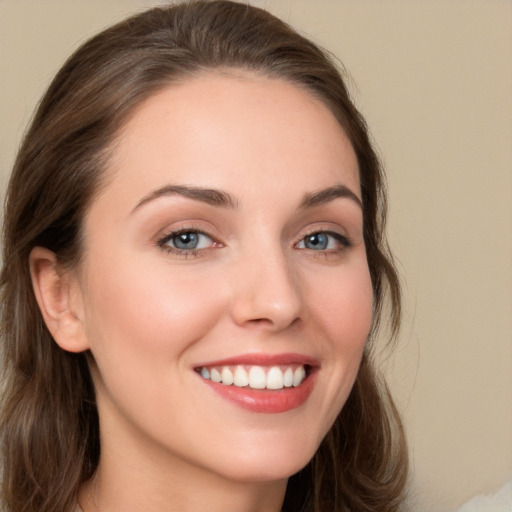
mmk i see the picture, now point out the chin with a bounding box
[209,436,319,484]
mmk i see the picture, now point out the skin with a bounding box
[31,72,373,512]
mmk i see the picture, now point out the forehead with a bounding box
[100,71,360,207]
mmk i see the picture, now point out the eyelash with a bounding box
[157,228,219,258]
[156,228,352,258]
[295,230,352,254]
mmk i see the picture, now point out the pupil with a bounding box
[175,232,198,249]
[306,233,328,250]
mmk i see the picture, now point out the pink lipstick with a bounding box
[194,353,318,413]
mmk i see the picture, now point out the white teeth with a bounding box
[221,367,234,385]
[283,367,294,387]
[233,366,249,387]
[199,364,308,390]
[266,366,283,390]
[293,366,306,387]
[248,366,266,389]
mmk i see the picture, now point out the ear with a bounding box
[29,247,90,353]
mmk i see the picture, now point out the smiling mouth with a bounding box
[195,364,310,390]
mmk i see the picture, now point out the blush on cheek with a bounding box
[318,288,373,344]
[87,253,227,343]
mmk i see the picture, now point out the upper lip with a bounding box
[194,352,319,368]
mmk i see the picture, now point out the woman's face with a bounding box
[73,73,373,483]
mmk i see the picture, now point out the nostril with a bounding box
[244,317,277,329]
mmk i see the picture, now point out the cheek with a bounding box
[80,257,233,433]
[309,260,373,348]
[305,259,373,417]
[81,256,229,364]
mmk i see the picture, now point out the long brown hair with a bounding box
[0,2,408,511]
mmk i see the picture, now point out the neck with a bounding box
[79,461,286,512]
[78,407,287,512]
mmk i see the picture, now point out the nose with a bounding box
[230,248,303,332]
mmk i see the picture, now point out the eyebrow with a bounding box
[132,182,361,213]
[299,184,362,210]
[132,184,239,212]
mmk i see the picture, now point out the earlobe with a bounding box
[29,246,90,353]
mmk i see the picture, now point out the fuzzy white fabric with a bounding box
[453,479,512,512]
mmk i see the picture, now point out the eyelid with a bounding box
[156,224,223,257]
[155,219,217,244]
[159,229,212,247]
[294,228,352,251]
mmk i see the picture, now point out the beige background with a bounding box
[1,1,511,510]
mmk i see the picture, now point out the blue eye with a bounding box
[297,231,350,251]
[303,233,329,250]
[173,232,200,250]
[159,230,214,252]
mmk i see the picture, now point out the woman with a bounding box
[0,1,408,511]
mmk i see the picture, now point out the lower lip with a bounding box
[199,371,317,413]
